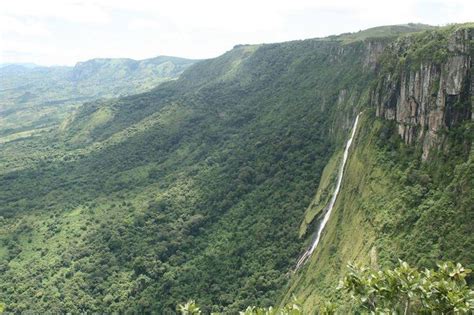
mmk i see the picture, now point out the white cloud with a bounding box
[0,16,51,37]
[2,0,111,24]
[1,0,473,65]
[128,19,163,31]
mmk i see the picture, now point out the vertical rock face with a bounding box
[364,40,387,71]
[372,27,473,160]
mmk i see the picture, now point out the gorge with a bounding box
[0,23,472,313]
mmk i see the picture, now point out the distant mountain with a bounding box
[71,56,194,82]
[0,56,198,138]
[0,23,472,314]
[0,62,40,69]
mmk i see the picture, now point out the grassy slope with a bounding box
[298,150,341,237]
[283,113,386,310]
[336,23,436,43]
[283,111,473,311]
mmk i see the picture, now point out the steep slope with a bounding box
[0,41,369,314]
[284,24,473,311]
[0,29,380,313]
[0,56,197,140]
[0,23,472,314]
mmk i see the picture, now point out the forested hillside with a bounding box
[0,56,196,142]
[0,23,472,313]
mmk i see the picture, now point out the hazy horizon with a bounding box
[0,23,440,68]
[1,0,473,66]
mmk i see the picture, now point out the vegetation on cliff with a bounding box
[0,24,472,313]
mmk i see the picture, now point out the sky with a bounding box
[1,0,473,66]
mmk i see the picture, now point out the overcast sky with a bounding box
[1,0,473,66]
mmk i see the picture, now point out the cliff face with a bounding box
[284,26,474,312]
[372,27,473,160]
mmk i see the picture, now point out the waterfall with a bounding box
[295,113,361,270]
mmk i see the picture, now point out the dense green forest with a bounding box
[0,23,472,313]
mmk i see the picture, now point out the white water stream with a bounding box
[295,113,361,270]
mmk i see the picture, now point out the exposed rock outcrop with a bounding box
[372,27,473,160]
[364,40,387,71]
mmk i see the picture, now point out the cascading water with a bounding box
[295,113,361,270]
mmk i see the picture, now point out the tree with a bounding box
[178,300,201,315]
[178,297,303,315]
[338,260,474,313]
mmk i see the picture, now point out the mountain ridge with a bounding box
[0,55,198,142]
[0,23,472,313]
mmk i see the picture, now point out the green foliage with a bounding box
[278,296,303,315]
[0,56,196,142]
[318,300,337,315]
[178,300,202,314]
[285,111,473,310]
[339,260,474,313]
[239,305,278,315]
[378,23,473,77]
[1,24,472,314]
[0,29,375,313]
[181,260,474,314]
[299,151,341,237]
[177,296,303,315]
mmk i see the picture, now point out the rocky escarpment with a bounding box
[372,26,473,160]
